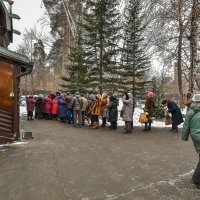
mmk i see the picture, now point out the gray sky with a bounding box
[9,0,45,50]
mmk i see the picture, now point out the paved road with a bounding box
[0,117,200,200]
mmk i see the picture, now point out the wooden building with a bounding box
[0,0,33,143]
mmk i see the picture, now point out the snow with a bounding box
[20,106,27,116]
[117,99,185,128]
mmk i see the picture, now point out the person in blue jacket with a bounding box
[58,94,67,123]
[162,99,184,132]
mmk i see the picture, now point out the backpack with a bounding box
[138,112,148,123]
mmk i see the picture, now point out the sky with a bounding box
[9,0,45,50]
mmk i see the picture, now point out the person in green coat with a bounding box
[182,94,200,189]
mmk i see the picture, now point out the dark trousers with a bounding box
[93,115,99,123]
[82,111,85,125]
[125,121,132,132]
[27,111,33,120]
[67,108,74,124]
[144,122,151,130]
[193,155,200,185]
[102,117,106,127]
[110,122,117,129]
[172,122,178,130]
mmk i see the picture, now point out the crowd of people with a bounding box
[26,91,134,133]
[25,91,187,134]
[26,90,200,188]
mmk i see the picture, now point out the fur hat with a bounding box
[147,91,155,97]
[192,94,200,102]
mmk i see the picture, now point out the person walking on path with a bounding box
[122,92,133,134]
[182,94,200,189]
[26,96,35,120]
[100,94,108,127]
[72,91,82,128]
[143,92,155,131]
[162,99,184,132]
[107,95,118,130]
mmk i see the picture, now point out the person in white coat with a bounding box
[122,92,133,134]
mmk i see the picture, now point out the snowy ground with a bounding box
[20,99,186,128]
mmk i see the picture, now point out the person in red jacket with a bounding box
[52,96,59,119]
[44,95,53,120]
[26,96,35,120]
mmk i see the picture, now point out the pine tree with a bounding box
[151,79,165,119]
[60,19,90,93]
[81,0,121,94]
[120,0,151,98]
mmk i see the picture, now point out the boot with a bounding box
[93,122,97,129]
[96,122,99,129]
[148,122,151,131]
[143,123,148,131]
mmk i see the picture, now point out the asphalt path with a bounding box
[0,117,200,200]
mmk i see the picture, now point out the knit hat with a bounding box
[192,94,200,102]
[89,94,94,100]
[147,92,155,97]
[75,91,79,95]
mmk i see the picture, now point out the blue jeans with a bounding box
[67,108,74,124]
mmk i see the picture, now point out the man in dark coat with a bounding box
[35,94,44,119]
[162,99,184,132]
[107,95,118,129]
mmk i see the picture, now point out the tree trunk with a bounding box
[99,38,103,95]
[61,25,68,76]
[189,0,198,93]
[177,26,183,97]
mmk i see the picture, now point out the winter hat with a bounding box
[96,94,101,99]
[192,94,200,102]
[75,91,79,95]
[127,92,133,99]
[89,94,94,100]
[147,91,154,97]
